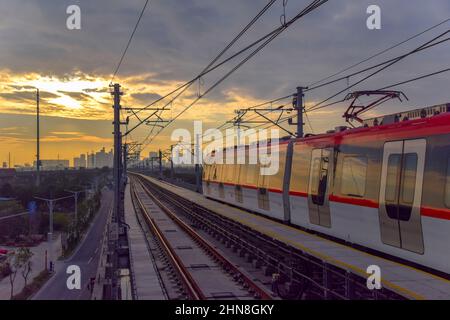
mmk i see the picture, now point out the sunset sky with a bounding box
[0,0,449,166]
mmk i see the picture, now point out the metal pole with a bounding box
[170,145,174,180]
[111,83,122,300]
[195,134,201,193]
[112,83,122,223]
[295,86,305,138]
[123,144,128,184]
[36,89,40,186]
[48,200,54,272]
[158,149,162,179]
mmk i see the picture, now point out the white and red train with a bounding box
[202,103,450,275]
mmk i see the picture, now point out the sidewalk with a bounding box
[0,234,62,300]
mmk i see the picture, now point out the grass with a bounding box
[11,270,51,300]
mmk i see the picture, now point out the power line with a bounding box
[308,18,450,87]
[141,0,330,145]
[276,67,450,125]
[377,68,450,91]
[307,29,449,112]
[305,36,449,92]
[111,0,150,83]
[201,30,450,146]
[132,0,279,118]
[214,27,450,135]
[136,0,279,145]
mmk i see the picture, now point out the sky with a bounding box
[0,0,449,166]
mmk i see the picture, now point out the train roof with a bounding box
[206,102,450,155]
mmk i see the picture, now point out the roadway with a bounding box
[33,189,113,300]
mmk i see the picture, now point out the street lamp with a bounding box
[65,189,83,224]
[35,195,73,271]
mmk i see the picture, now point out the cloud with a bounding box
[0,0,449,163]
[131,92,162,103]
[49,131,83,135]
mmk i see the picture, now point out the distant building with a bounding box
[95,147,113,168]
[83,148,113,169]
[87,152,95,169]
[33,159,69,170]
[73,154,87,169]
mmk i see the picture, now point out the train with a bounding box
[202,103,450,275]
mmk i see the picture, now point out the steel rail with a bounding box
[130,181,205,299]
[133,173,405,300]
[133,177,273,300]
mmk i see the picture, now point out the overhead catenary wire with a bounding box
[272,67,450,126]
[208,25,450,140]
[217,65,450,142]
[111,0,150,84]
[213,35,450,135]
[130,0,328,133]
[132,0,279,118]
[308,17,450,87]
[210,33,450,138]
[140,0,330,146]
[136,0,279,146]
[306,29,449,113]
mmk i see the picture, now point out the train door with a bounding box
[257,166,270,210]
[235,164,243,203]
[379,139,425,254]
[308,148,333,227]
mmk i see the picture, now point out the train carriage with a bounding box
[203,105,450,275]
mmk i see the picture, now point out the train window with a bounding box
[268,148,286,191]
[245,165,258,185]
[211,165,217,181]
[385,154,401,203]
[310,149,330,206]
[290,144,311,194]
[445,158,450,208]
[225,164,235,183]
[401,153,417,204]
[340,156,368,197]
[216,164,224,182]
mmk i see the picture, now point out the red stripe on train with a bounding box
[208,182,450,221]
[328,194,379,208]
[421,206,450,220]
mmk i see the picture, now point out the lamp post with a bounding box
[65,190,83,225]
[35,195,73,271]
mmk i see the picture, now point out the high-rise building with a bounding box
[73,153,87,169]
[87,152,95,168]
[95,147,113,168]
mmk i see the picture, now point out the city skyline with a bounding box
[1,0,449,165]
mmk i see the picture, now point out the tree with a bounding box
[6,248,33,298]
[19,248,33,287]
[6,252,20,299]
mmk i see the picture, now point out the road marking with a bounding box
[88,256,94,264]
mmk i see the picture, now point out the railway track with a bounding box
[132,173,405,300]
[130,176,273,300]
